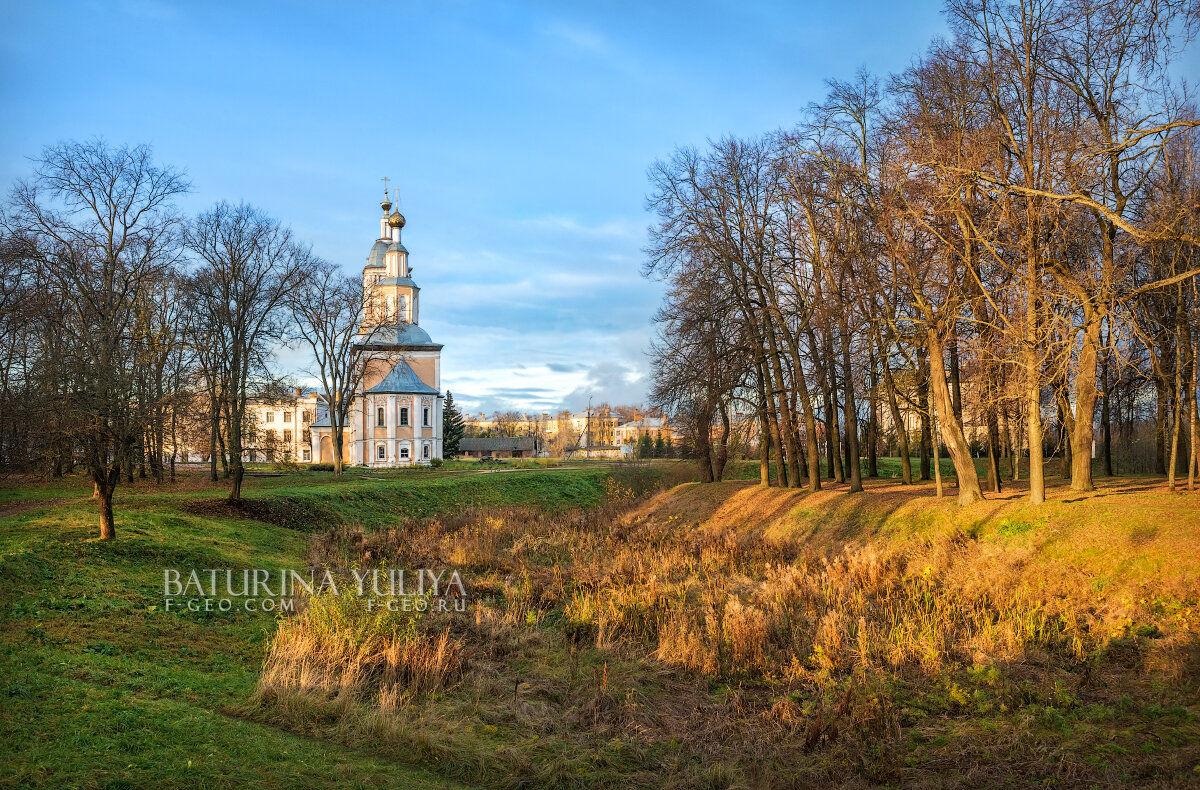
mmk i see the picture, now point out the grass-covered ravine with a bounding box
[0,463,668,789]
[2,464,1199,788]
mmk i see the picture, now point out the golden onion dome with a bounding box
[388,210,406,229]
[381,199,393,213]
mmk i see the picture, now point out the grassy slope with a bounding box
[0,466,629,790]
[4,463,1196,787]
[236,467,1200,787]
[636,472,1200,596]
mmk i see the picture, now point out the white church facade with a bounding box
[308,192,445,466]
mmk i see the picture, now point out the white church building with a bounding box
[309,191,444,466]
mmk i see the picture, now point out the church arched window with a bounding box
[400,446,410,460]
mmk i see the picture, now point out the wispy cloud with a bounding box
[541,21,614,58]
[516,214,643,240]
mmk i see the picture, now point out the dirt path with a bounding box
[0,497,80,520]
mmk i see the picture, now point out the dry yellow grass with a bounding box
[250,473,1200,788]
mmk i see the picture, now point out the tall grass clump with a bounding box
[256,576,466,710]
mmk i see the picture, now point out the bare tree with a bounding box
[289,259,374,476]
[188,202,306,502]
[4,140,187,538]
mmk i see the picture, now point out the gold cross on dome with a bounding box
[381,175,390,196]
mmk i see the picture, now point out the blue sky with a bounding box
[5,0,1129,415]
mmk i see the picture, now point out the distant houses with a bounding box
[462,408,673,458]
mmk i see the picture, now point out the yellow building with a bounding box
[309,190,445,466]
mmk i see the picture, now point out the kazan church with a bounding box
[309,191,444,466]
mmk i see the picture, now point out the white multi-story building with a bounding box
[245,390,321,462]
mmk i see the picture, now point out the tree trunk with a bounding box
[1101,320,1114,477]
[826,388,842,482]
[208,388,219,482]
[1155,376,1168,475]
[768,407,787,488]
[932,408,943,499]
[95,470,117,540]
[840,331,862,493]
[1004,408,1019,481]
[137,430,147,480]
[333,403,346,477]
[764,324,801,488]
[758,405,771,487]
[1188,347,1196,492]
[1168,321,1185,493]
[949,334,964,425]
[1069,311,1102,491]
[816,329,844,483]
[985,409,1002,494]
[867,348,879,478]
[1058,395,1072,480]
[881,355,912,484]
[795,361,822,492]
[696,407,715,484]
[755,367,771,486]
[1185,333,1195,492]
[918,346,932,481]
[228,394,245,502]
[1026,265,1045,506]
[712,402,730,482]
[928,333,983,505]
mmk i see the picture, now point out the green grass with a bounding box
[230,464,637,531]
[4,461,1194,787]
[0,465,670,789]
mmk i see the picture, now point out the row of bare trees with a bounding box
[0,140,371,537]
[648,0,1200,505]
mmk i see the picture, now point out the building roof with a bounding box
[365,239,388,269]
[619,417,667,429]
[365,240,410,270]
[459,437,536,452]
[378,277,419,287]
[365,359,439,395]
[354,321,441,349]
[569,410,616,421]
